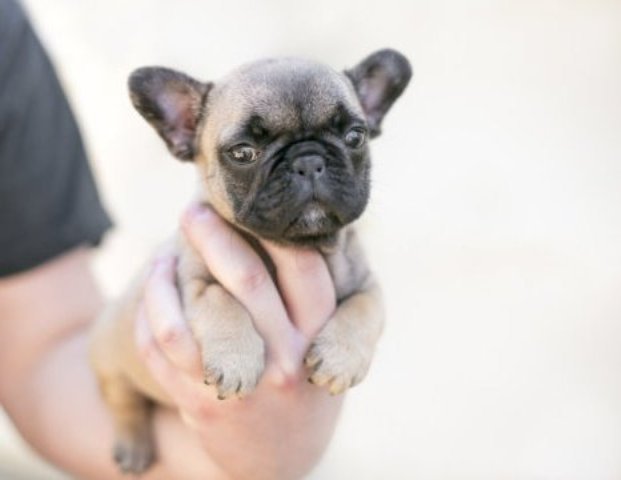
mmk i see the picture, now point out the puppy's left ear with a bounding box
[129,67,212,161]
[345,49,412,138]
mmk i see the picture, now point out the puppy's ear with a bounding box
[345,49,412,138]
[128,67,212,161]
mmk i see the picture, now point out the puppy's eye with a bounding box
[344,127,367,149]
[229,145,259,164]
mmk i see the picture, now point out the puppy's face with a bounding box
[129,50,411,246]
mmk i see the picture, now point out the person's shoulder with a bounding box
[0,1,34,86]
[0,0,28,42]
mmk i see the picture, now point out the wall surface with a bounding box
[3,0,621,478]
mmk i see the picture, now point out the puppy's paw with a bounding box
[305,318,374,395]
[201,318,265,400]
[113,431,155,474]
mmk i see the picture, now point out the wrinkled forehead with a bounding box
[208,58,363,143]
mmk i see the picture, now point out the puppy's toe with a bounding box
[113,433,155,474]
[304,349,322,370]
[202,329,265,400]
[305,326,373,395]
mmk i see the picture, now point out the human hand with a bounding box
[134,205,342,479]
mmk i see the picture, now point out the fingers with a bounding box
[135,306,217,418]
[135,304,192,397]
[142,255,202,378]
[181,206,300,377]
[261,241,336,340]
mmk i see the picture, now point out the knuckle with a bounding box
[155,325,183,350]
[236,265,269,294]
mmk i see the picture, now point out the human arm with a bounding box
[0,2,342,473]
[0,248,224,479]
[0,206,342,480]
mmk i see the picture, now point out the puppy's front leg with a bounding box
[305,278,384,395]
[184,279,266,399]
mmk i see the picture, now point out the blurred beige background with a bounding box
[3,0,621,478]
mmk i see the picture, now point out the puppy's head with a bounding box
[129,49,412,247]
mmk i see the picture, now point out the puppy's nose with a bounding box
[292,155,325,179]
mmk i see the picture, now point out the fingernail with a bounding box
[181,203,212,229]
[149,254,175,276]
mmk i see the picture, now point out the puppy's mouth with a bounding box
[283,203,340,239]
[241,201,342,247]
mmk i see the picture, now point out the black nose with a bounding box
[292,155,325,179]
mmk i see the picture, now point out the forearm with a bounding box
[0,249,343,479]
[0,250,221,478]
[2,327,224,480]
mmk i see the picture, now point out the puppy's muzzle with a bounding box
[287,140,328,192]
[292,154,325,180]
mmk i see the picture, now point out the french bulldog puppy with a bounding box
[90,49,411,474]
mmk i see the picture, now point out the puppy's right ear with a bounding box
[128,67,212,161]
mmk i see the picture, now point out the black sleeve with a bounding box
[0,0,113,276]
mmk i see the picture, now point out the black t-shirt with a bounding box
[0,0,112,276]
